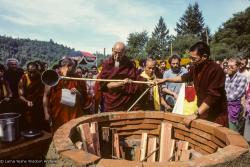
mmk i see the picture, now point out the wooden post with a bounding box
[159,121,172,162]
[175,141,189,161]
[113,133,120,158]
[140,132,148,161]
[147,137,157,162]
[90,122,101,156]
[77,123,96,155]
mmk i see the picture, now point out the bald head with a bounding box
[112,42,126,63]
[145,58,156,77]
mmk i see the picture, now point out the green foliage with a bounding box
[212,7,250,58]
[147,16,171,58]
[172,34,200,55]
[0,35,75,67]
[210,43,237,60]
[126,31,148,59]
[175,2,210,42]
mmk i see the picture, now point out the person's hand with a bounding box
[148,80,157,87]
[183,114,198,127]
[44,112,50,121]
[123,78,132,84]
[173,92,178,99]
[26,100,33,107]
[156,78,167,84]
[71,88,79,94]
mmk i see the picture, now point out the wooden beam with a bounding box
[180,150,191,161]
[140,132,148,161]
[175,141,189,161]
[77,123,96,155]
[90,122,101,156]
[147,137,157,162]
[159,121,173,162]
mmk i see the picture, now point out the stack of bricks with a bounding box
[50,111,249,167]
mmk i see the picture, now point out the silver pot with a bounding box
[0,113,21,142]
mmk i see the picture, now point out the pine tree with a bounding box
[176,2,209,42]
[148,16,170,58]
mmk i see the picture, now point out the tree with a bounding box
[172,34,200,56]
[149,16,170,58]
[145,37,161,58]
[176,2,209,42]
[127,31,148,59]
[212,7,250,58]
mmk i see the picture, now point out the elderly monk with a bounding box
[139,58,170,111]
[18,62,45,130]
[158,41,228,127]
[99,42,147,112]
[43,57,90,132]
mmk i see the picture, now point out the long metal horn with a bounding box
[41,70,60,87]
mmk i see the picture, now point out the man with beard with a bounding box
[99,42,148,112]
[4,58,24,99]
[43,57,89,132]
[155,60,167,78]
[158,42,228,127]
[18,62,46,131]
[162,55,187,109]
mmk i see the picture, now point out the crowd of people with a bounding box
[0,41,250,143]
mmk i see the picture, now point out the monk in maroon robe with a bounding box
[159,42,228,127]
[18,62,45,130]
[99,42,147,112]
[43,58,90,132]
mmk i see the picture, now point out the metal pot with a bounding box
[0,113,21,142]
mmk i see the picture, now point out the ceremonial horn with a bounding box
[41,69,152,87]
[41,70,60,87]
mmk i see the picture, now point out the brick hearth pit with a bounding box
[46,111,249,167]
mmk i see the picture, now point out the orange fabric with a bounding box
[49,79,88,131]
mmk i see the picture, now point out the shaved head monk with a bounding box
[99,42,147,112]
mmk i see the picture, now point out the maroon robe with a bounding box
[181,60,228,127]
[99,57,146,112]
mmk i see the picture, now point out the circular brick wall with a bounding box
[46,111,249,167]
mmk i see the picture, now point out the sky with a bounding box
[0,0,250,54]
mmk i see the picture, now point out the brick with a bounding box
[172,122,191,132]
[174,129,190,137]
[214,126,239,142]
[225,134,249,149]
[194,145,210,155]
[163,112,186,123]
[211,136,226,148]
[185,137,216,153]
[191,119,222,134]
[189,134,218,150]
[118,129,160,136]
[115,124,159,131]
[190,128,212,140]
[174,132,185,140]
[144,111,165,119]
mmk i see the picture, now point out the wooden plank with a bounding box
[90,122,101,156]
[180,150,191,161]
[134,147,141,161]
[168,139,175,161]
[118,129,160,136]
[178,141,189,161]
[77,123,96,154]
[140,132,148,161]
[159,121,172,162]
[102,127,110,142]
[147,137,157,162]
[120,146,125,159]
[114,133,120,158]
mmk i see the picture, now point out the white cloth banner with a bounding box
[172,83,185,115]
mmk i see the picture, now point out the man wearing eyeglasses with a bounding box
[158,41,228,127]
[225,58,247,132]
